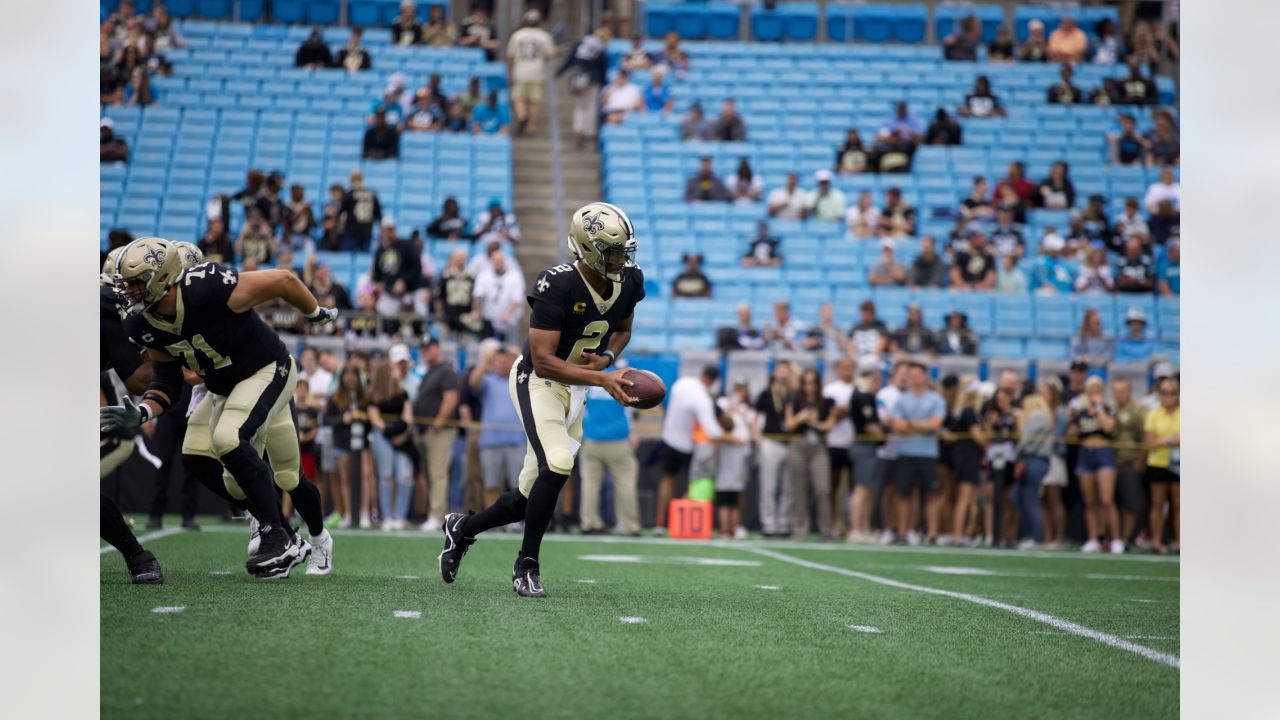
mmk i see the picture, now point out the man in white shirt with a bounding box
[473,198,521,247]
[601,69,644,124]
[506,10,555,134]
[471,253,526,342]
[466,240,524,281]
[1143,165,1180,213]
[764,300,806,350]
[766,172,808,220]
[874,359,909,541]
[806,169,848,221]
[823,357,856,536]
[654,365,723,533]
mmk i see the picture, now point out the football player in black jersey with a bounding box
[100,237,338,578]
[439,202,644,597]
[99,247,164,584]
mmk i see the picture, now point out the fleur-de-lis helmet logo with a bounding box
[582,212,605,236]
[143,247,166,267]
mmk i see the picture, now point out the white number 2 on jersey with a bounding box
[567,321,609,365]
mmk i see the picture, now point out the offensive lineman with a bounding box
[438,202,644,597]
[100,237,338,578]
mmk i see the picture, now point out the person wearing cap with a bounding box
[368,79,408,127]
[406,86,446,131]
[422,4,457,47]
[886,360,946,544]
[506,9,555,135]
[949,231,996,290]
[1019,19,1048,62]
[579,358,642,536]
[557,26,610,146]
[1114,308,1159,365]
[936,310,978,356]
[878,187,917,237]
[335,27,373,72]
[391,0,422,46]
[1068,375,1123,553]
[100,117,129,162]
[644,65,674,115]
[711,98,746,142]
[767,172,807,220]
[473,198,520,246]
[845,355,885,542]
[804,169,847,221]
[684,156,730,203]
[868,240,907,287]
[1156,239,1180,296]
[362,107,400,160]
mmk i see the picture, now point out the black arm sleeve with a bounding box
[528,297,566,331]
[144,359,183,416]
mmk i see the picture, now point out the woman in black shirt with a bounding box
[1068,376,1120,553]
[784,368,835,540]
[322,364,365,528]
[1038,161,1076,210]
[987,25,1015,61]
[754,362,795,537]
[835,129,870,174]
[983,387,1019,546]
[958,75,1005,118]
[366,358,416,530]
[946,379,987,545]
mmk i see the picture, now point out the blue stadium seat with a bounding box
[307,0,340,25]
[705,4,741,40]
[935,4,1005,44]
[646,2,681,37]
[195,0,231,19]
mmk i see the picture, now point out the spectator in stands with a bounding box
[1019,19,1048,62]
[471,91,510,135]
[323,183,344,224]
[507,10,555,135]
[148,5,186,51]
[1046,64,1084,105]
[472,253,524,341]
[1115,236,1157,294]
[1113,197,1150,247]
[1071,309,1114,364]
[472,198,519,248]
[803,302,846,352]
[672,253,712,299]
[805,170,847,221]
[458,6,499,62]
[960,176,994,220]
[236,208,275,267]
[881,101,924,144]
[362,108,400,159]
[1144,378,1180,553]
[950,231,996,290]
[835,129,870,174]
[295,28,333,69]
[1109,113,1146,165]
[307,258,352,313]
[767,172,807,220]
[1114,308,1157,364]
[371,218,421,332]
[454,76,484,119]
[1121,57,1156,105]
[1034,233,1076,293]
[989,206,1026,259]
[426,196,470,240]
[405,87,443,131]
[762,302,803,352]
[996,161,1036,207]
[336,28,373,72]
[845,191,881,239]
[717,303,767,351]
[368,83,407,128]
[987,25,1015,62]
[197,219,233,264]
[994,182,1027,225]
[713,382,753,539]
[873,128,920,170]
[893,304,935,355]
[1092,18,1124,64]
[684,155,730,203]
[878,187,917,237]
[1157,240,1180,295]
[996,252,1029,293]
[621,34,655,71]
[659,30,691,73]
[558,28,609,147]
[433,249,480,338]
[743,220,782,266]
[1145,109,1180,166]
[958,75,1006,118]
[601,69,644,125]
[936,310,978,356]
[1038,161,1076,210]
[122,65,155,107]
[726,158,763,204]
[849,301,890,359]
[1148,199,1180,245]
[99,118,128,162]
[711,98,747,142]
[1144,165,1180,213]
[945,377,985,545]
[441,99,470,133]
[785,368,836,540]
[1047,14,1088,63]
[644,66,674,114]
[283,184,317,255]
[868,240,907,287]
[423,4,457,47]
[679,102,713,141]
[1090,78,1123,106]
[1128,20,1164,77]
[910,237,948,289]
[391,0,423,46]
[339,170,383,251]
[943,14,982,61]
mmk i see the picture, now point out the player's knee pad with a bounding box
[222,473,247,501]
[273,468,299,492]
[210,421,252,459]
[545,447,576,477]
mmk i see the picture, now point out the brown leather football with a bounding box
[624,369,667,410]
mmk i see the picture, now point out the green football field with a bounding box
[101,518,1179,719]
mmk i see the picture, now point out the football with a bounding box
[624,369,666,409]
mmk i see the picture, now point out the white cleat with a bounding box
[306,530,333,575]
[420,517,443,532]
[1109,539,1126,555]
[1081,539,1101,553]
[247,516,261,557]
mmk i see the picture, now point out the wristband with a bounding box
[601,349,616,368]
[137,402,155,425]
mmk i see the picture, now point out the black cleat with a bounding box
[253,535,310,580]
[438,513,475,584]
[181,518,200,531]
[512,556,547,598]
[126,550,164,584]
[245,523,299,576]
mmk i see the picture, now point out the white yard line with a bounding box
[618,616,647,625]
[99,527,185,554]
[1085,573,1179,582]
[151,606,185,614]
[848,625,882,634]
[392,610,421,619]
[750,548,1180,669]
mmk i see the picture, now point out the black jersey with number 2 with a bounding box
[123,262,289,396]
[519,263,645,372]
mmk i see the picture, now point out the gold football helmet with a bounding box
[171,240,205,269]
[100,247,125,286]
[109,237,183,315]
[566,202,637,283]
